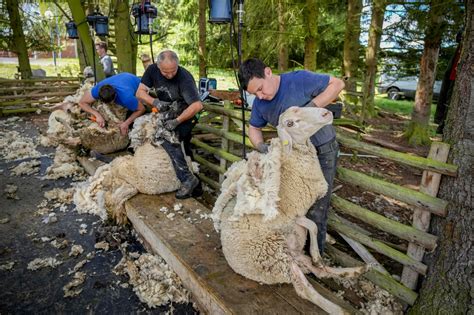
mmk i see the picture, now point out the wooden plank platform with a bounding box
[125,193,357,314]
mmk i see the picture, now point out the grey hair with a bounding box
[157,50,179,65]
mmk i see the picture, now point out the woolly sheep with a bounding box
[212,106,367,314]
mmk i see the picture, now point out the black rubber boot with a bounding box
[191,180,203,198]
[175,176,199,199]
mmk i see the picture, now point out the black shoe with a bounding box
[175,176,199,199]
[90,150,113,163]
[191,180,203,198]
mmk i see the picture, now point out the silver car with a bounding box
[378,75,442,100]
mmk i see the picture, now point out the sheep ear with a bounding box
[277,126,293,154]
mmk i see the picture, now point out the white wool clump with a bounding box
[94,241,109,251]
[44,187,75,204]
[10,159,41,176]
[63,271,86,297]
[0,261,15,271]
[0,116,22,127]
[4,184,19,200]
[129,114,159,149]
[336,277,403,315]
[27,257,63,270]
[44,144,85,180]
[0,130,41,161]
[73,163,111,220]
[115,253,189,308]
[69,245,84,257]
[213,138,281,231]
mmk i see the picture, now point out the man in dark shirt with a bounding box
[136,50,203,199]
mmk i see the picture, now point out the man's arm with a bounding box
[118,101,146,135]
[310,76,345,108]
[78,90,105,127]
[176,101,203,123]
[135,83,155,107]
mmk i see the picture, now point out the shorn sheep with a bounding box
[212,106,367,314]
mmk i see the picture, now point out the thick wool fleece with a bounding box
[215,138,328,284]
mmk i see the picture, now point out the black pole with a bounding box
[90,26,97,85]
[236,0,246,158]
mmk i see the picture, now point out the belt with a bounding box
[316,138,339,155]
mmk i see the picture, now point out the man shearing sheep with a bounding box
[238,58,345,254]
[136,50,203,199]
[78,72,146,136]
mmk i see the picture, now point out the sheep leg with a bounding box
[295,216,323,265]
[290,261,348,315]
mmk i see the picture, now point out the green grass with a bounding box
[374,94,437,118]
[0,59,239,90]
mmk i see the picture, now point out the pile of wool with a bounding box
[335,275,403,314]
[27,257,63,270]
[114,253,189,308]
[44,144,85,180]
[4,184,19,200]
[129,112,178,149]
[10,159,41,176]
[0,130,42,161]
[44,187,75,204]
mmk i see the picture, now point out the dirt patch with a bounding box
[0,113,197,314]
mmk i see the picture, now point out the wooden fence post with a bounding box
[219,100,232,183]
[400,142,450,289]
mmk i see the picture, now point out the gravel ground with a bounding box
[0,113,197,314]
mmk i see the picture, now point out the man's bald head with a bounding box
[157,50,179,79]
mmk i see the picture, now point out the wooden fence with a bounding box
[191,101,457,306]
[0,77,81,115]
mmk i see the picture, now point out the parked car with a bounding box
[378,75,442,100]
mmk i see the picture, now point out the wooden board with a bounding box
[126,193,357,314]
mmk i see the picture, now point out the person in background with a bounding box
[238,58,345,254]
[78,72,145,136]
[140,53,153,71]
[136,50,203,199]
[95,41,115,78]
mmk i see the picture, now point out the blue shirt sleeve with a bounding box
[90,84,99,100]
[300,71,330,99]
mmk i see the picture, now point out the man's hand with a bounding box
[94,114,106,128]
[152,99,170,112]
[164,118,180,131]
[256,142,269,154]
[118,121,129,136]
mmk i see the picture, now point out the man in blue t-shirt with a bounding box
[78,72,145,136]
[238,58,345,254]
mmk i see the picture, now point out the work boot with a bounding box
[191,180,203,198]
[175,175,199,199]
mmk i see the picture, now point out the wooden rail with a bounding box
[0,77,81,115]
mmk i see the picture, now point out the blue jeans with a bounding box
[306,138,339,254]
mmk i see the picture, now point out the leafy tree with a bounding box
[5,0,31,79]
[404,0,453,145]
[409,1,473,312]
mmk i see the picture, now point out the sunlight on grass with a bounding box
[374,95,437,118]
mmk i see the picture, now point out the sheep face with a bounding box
[277,107,333,152]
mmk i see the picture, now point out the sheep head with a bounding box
[277,106,333,154]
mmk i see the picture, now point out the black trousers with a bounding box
[160,118,197,183]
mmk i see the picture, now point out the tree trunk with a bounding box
[343,0,362,93]
[198,0,207,78]
[405,0,446,145]
[77,38,88,71]
[303,0,319,71]
[67,0,104,81]
[277,0,288,71]
[112,0,137,74]
[361,0,385,121]
[409,2,473,313]
[6,0,32,79]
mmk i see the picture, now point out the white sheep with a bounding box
[212,106,367,314]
